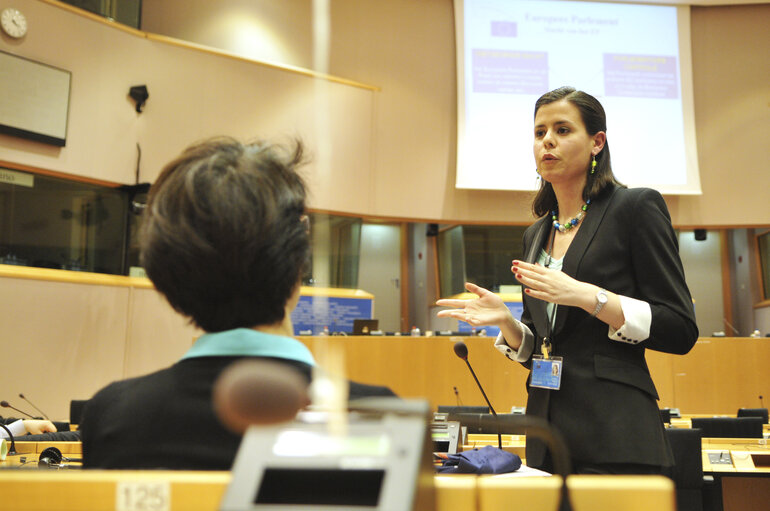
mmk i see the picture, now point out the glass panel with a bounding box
[304,213,361,289]
[462,225,526,292]
[60,0,142,29]
[0,168,129,274]
[758,231,770,301]
[124,185,148,275]
[437,224,526,297]
[437,225,466,297]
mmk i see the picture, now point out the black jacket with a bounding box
[80,356,395,470]
[520,185,698,468]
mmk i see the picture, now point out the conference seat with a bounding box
[690,417,764,438]
[665,427,705,511]
[736,407,769,423]
[69,399,89,426]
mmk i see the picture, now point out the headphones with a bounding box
[38,447,82,468]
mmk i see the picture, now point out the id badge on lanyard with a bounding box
[530,336,563,390]
[530,227,564,391]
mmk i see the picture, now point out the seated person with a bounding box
[80,137,394,470]
[1,417,57,438]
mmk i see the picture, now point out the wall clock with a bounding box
[1,7,27,38]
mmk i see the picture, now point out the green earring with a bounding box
[590,155,597,174]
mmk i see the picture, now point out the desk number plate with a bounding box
[116,481,170,511]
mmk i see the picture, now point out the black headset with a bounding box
[38,447,81,468]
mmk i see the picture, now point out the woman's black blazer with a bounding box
[519,184,698,468]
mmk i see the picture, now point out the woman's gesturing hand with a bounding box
[512,260,590,308]
[435,282,512,327]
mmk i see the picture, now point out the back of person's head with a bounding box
[140,136,309,332]
[532,86,623,217]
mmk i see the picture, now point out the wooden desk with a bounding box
[297,336,770,416]
[12,441,83,455]
[434,475,477,511]
[1,442,82,468]
[694,437,770,511]
[478,475,674,511]
[0,471,230,511]
[298,335,531,413]
[437,474,675,511]
[467,429,769,511]
[477,475,676,511]
[0,471,674,511]
[700,438,770,473]
[645,338,770,414]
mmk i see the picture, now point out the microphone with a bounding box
[0,423,18,456]
[0,400,35,418]
[760,395,765,408]
[453,340,502,449]
[19,393,50,420]
[212,359,310,434]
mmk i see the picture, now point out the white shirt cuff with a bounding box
[494,321,534,362]
[608,295,651,345]
[1,419,27,439]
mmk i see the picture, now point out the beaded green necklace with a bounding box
[552,199,591,233]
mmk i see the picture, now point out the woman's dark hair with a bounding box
[140,136,309,332]
[531,86,624,218]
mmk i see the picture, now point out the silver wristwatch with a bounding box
[591,289,608,317]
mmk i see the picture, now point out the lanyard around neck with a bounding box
[540,226,558,357]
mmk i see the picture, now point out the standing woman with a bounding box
[437,86,698,474]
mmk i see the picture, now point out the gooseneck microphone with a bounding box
[453,386,462,406]
[0,423,18,456]
[0,400,34,418]
[19,394,50,420]
[453,340,502,449]
[760,395,765,408]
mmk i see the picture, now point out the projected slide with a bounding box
[455,0,700,194]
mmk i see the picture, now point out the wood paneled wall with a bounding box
[1,266,766,419]
[302,336,770,415]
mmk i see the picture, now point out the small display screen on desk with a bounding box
[433,440,451,452]
[255,468,384,506]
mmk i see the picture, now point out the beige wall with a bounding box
[142,0,314,69]
[146,0,770,226]
[2,0,768,226]
[0,268,201,420]
[1,0,378,217]
[678,230,725,336]
[674,5,770,227]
